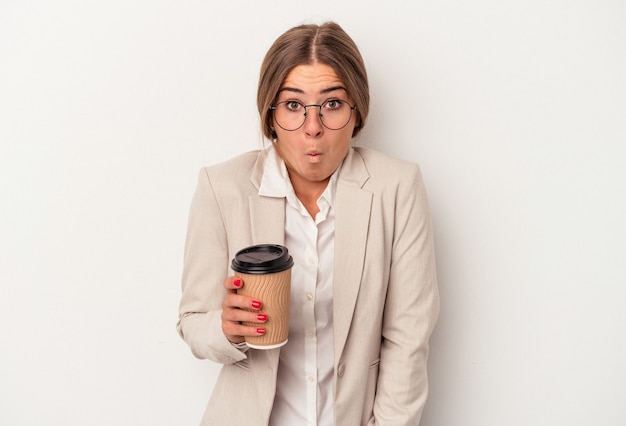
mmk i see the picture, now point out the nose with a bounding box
[303,106,324,137]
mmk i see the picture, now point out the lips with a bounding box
[306,151,323,162]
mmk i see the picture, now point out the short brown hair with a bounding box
[257,22,370,139]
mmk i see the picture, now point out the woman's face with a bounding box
[273,63,357,192]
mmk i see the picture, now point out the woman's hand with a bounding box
[221,276,267,344]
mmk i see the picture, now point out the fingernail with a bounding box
[256,328,265,335]
[233,279,241,288]
[251,300,262,309]
[257,314,267,321]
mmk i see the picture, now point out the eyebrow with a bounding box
[278,85,347,95]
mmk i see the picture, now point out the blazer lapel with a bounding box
[333,148,372,362]
[249,196,285,245]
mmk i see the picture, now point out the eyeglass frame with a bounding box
[269,99,358,132]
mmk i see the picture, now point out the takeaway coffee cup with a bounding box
[231,244,294,349]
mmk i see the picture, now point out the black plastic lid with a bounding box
[231,244,294,274]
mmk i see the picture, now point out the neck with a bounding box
[289,173,328,218]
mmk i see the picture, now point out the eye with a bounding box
[284,101,303,112]
[324,99,344,110]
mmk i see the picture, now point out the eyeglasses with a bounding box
[269,99,357,131]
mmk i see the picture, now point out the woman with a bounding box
[177,22,439,425]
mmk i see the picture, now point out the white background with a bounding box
[1,1,625,425]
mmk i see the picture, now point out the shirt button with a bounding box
[306,331,314,338]
[307,375,315,383]
[307,257,317,265]
[306,293,313,301]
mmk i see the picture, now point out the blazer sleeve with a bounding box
[176,168,247,365]
[373,164,440,424]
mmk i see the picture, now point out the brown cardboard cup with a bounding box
[231,244,294,349]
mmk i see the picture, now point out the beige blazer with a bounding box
[177,146,439,425]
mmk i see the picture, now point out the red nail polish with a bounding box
[257,314,267,321]
[233,279,241,287]
[256,328,265,335]
[251,300,262,309]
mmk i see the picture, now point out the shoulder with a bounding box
[199,150,263,185]
[351,146,422,184]
[348,148,432,219]
[354,146,419,170]
[191,150,264,201]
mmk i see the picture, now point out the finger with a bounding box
[223,276,243,291]
[222,293,263,311]
[222,306,268,324]
[222,310,268,342]
[222,321,267,341]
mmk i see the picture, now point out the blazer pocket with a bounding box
[364,358,381,420]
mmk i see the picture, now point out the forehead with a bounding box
[280,63,345,93]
